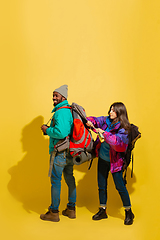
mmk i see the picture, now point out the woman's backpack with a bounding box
[123,124,141,184]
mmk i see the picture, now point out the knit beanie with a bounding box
[54,84,68,99]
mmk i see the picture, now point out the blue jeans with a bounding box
[50,151,76,211]
[98,157,131,208]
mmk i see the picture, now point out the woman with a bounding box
[86,102,134,225]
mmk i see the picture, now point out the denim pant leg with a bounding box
[98,157,110,207]
[50,151,66,211]
[63,153,76,207]
[112,170,131,208]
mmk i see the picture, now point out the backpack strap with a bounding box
[131,152,134,178]
[123,152,134,185]
[88,159,93,170]
[123,169,127,185]
[57,106,72,111]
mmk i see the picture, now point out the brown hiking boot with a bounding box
[40,209,60,222]
[62,206,76,219]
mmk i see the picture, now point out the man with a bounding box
[40,85,76,222]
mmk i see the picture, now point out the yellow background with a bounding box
[0,0,160,239]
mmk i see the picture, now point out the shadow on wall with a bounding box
[8,116,51,214]
[7,116,136,219]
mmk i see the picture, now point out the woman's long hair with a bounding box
[108,102,131,133]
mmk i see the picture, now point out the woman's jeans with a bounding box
[98,157,131,208]
[50,151,76,211]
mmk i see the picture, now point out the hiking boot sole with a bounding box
[40,215,60,222]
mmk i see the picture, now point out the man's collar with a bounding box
[52,100,69,113]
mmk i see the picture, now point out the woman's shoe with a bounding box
[124,208,135,225]
[92,208,108,220]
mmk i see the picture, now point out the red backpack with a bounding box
[57,103,94,165]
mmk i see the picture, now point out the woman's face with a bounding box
[110,106,117,119]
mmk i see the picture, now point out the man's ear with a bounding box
[62,96,67,101]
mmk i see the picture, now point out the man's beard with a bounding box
[53,97,63,106]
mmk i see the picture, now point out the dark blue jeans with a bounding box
[98,157,131,208]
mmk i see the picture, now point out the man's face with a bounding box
[53,91,64,106]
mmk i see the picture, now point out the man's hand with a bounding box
[41,125,49,134]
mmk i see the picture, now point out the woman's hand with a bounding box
[86,122,104,136]
[86,121,94,128]
[96,128,105,134]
